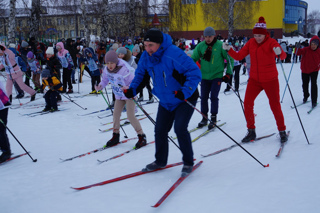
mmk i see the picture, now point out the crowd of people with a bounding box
[0,17,320,177]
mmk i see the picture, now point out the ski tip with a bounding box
[264,164,270,168]
[70,187,81,191]
[151,205,159,208]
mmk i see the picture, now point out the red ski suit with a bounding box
[228,34,287,131]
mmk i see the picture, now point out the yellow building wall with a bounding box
[284,23,298,33]
[173,0,285,32]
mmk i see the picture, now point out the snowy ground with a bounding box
[1,36,319,213]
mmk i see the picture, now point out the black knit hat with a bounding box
[144,28,163,44]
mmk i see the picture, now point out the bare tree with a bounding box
[200,0,260,38]
[99,0,110,41]
[128,0,135,39]
[8,0,16,43]
[28,0,41,38]
[80,0,89,46]
[307,10,320,35]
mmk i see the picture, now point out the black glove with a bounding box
[124,88,134,99]
[222,74,231,83]
[0,45,5,51]
[174,90,185,100]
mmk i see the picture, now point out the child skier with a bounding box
[56,42,74,93]
[95,50,147,149]
[26,51,41,91]
[84,47,101,94]
[40,69,63,112]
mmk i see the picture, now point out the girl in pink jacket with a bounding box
[95,50,147,149]
[0,43,36,102]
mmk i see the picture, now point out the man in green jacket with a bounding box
[192,26,234,129]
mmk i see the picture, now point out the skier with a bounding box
[295,36,320,108]
[40,69,63,112]
[192,26,234,130]
[83,47,101,94]
[223,16,288,143]
[0,43,36,102]
[95,50,147,149]
[123,28,201,177]
[56,42,74,94]
[0,81,11,163]
[26,51,41,91]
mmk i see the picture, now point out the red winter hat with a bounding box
[253,16,268,35]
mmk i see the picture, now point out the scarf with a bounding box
[203,37,217,62]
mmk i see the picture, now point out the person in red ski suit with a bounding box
[223,16,288,143]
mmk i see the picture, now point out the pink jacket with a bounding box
[99,59,134,100]
[0,44,21,73]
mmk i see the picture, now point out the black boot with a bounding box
[198,117,208,128]
[181,165,193,177]
[208,115,217,130]
[279,131,288,143]
[106,133,120,147]
[242,129,256,142]
[0,151,12,163]
[16,93,24,99]
[142,161,165,172]
[135,134,147,149]
[30,93,36,101]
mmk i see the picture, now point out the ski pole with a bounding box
[278,59,309,144]
[0,118,37,162]
[8,72,22,105]
[132,97,181,150]
[120,84,181,150]
[280,45,299,103]
[280,61,294,103]
[77,59,80,94]
[227,82,245,116]
[60,93,87,110]
[97,87,128,138]
[183,98,269,168]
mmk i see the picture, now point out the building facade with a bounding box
[0,4,145,43]
[168,0,308,39]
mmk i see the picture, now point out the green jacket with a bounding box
[192,40,233,80]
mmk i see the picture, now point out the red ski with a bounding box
[152,161,203,208]
[0,152,29,165]
[71,161,185,191]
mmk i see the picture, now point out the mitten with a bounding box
[95,84,102,91]
[222,43,231,51]
[174,90,185,100]
[123,88,134,99]
[273,47,282,55]
[222,74,231,83]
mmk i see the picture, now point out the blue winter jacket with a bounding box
[129,33,201,111]
[84,47,101,76]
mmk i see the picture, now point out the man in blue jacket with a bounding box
[123,28,201,177]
